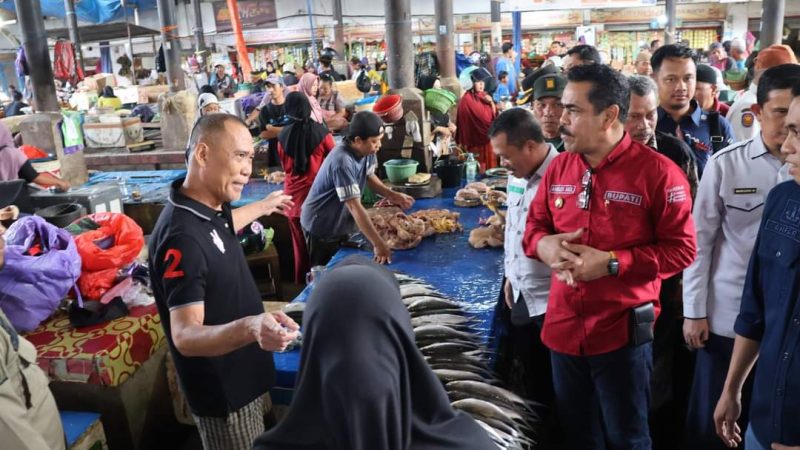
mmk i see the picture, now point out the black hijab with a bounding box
[277,92,329,175]
[253,256,495,450]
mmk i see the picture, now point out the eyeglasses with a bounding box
[577,168,593,210]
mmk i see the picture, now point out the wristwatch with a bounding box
[607,251,619,277]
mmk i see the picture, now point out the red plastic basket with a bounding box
[372,94,404,123]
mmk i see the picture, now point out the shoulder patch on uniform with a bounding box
[741,112,755,128]
[781,199,800,225]
[667,185,687,204]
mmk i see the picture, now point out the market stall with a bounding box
[271,187,505,404]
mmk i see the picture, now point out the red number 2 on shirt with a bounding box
[164,249,185,279]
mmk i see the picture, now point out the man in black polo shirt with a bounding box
[149,114,298,450]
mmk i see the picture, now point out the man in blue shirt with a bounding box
[495,42,517,97]
[714,82,800,450]
[652,44,735,175]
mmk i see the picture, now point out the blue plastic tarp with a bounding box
[0,0,157,24]
[272,188,506,401]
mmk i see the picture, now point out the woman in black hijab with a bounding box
[253,257,495,450]
[277,92,335,284]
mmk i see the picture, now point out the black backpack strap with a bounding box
[707,111,725,153]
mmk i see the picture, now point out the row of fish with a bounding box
[396,273,542,450]
[281,273,542,449]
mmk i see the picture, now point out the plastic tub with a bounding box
[425,88,457,114]
[35,203,86,228]
[434,159,464,188]
[373,94,404,123]
[383,159,419,183]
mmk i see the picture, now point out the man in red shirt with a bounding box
[523,63,696,448]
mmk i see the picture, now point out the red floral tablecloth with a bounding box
[24,303,166,386]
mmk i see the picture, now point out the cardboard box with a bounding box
[83,122,126,148]
[115,86,140,105]
[122,117,144,144]
[138,85,169,104]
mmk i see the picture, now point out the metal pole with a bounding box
[15,0,59,112]
[157,0,185,91]
[760,0,785,47]
[384,0,414,89]
[63,0,84,71]
[665,0,677,45]
[121,0,137,85]
[332,0,345,61]
[490,0,502,57]
[306,0,318,67]
[434,0,455,79]
[512,11,521,79]
[191,0,206,53]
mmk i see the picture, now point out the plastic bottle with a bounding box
[465,153,478,183]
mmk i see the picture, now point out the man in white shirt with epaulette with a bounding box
[682,63,800,450]
[726,45,798,143]
[489,108,558,440]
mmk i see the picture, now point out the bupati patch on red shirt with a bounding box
[550,184,576,194]
[604,191,643,206]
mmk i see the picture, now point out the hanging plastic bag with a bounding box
[74,212,144,301]
[0,216,82,332]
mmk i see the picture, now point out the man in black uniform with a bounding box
[626,74,698,450]
[149,114,298,450]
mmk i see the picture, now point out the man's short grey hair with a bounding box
[629,75,658,98]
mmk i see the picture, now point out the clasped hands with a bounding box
[536,229,611,287]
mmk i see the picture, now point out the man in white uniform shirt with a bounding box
[726,45,798,143]
[489,108,558,442]
[682,64,800,450]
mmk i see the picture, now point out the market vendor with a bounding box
[0,122,69,191]
[210,64,236,98]
[197,93,221,117]
[149,114,298,449]
[300,111,414,266]
[456,68,498,172]
[317,74,348,132]
[254,75,288,168]
[97,86,122,110]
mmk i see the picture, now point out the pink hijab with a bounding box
[0,121,28,182]
[298,73,324,124]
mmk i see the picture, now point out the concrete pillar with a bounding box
[434,0,461,98]
[156,0,185,91]
[385,0,414,89]
[16,0,59,112]
[435,0,455,79]
[332,0,345,60]
[724,3,749,41]
[64,0,84,72]
[490,0,502,56]
[760,0,785,47]
[664,0,677,45]
[190,0,206,53]
[20,0,87,185]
